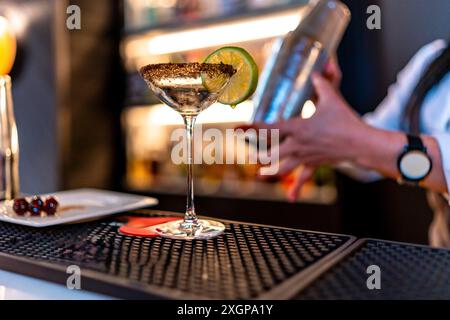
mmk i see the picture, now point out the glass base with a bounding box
[149,219,225,240]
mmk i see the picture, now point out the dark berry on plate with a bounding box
[13,198,28,215]
[29,196,44,216]
[44,196,59,215]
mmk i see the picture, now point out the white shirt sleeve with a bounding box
[434,132,450,200]
[335,161,382,183]
[339,40,448,183]
[363,39,447,130]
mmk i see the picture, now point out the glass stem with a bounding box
[183,115,198,225]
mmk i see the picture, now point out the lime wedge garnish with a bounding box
[204,46,258,107]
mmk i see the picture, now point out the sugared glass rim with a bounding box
[140,62,235,81]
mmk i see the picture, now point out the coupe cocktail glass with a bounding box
[140,63,235,240]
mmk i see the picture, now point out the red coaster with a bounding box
[119,216,182,237]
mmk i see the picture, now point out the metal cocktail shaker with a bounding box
[0,75,20,200]
[252,0,350,123]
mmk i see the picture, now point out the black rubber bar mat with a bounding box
[0,210,355,299]
[297,239,450,300]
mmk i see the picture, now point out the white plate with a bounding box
[0,189,158,227]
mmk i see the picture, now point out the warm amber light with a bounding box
[301,100,316,119]
[0,16,17,75]
[124,8,304,65]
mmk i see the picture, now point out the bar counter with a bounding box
[0,210,448,300]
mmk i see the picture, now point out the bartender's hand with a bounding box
[254,60,369,201]
[249,58,448,200]
[323,56,342,89]
[277,74,368,199]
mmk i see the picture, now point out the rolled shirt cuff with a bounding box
[432,133,450,203]
[335,161,383,183]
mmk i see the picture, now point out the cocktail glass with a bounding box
[140,63,235,240]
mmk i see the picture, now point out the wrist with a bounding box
[347,123,377,167]
[353,126,407,175]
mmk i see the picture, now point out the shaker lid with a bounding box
[298,0,351,54]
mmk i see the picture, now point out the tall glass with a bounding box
[140,63,235,240]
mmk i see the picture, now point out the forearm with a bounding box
[351,125,448,194]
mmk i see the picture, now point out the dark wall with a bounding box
[379,0,450,85]
[339,0,385,115]
[1,0,126,193]
[63,0,125,189]
[1,0,59,194]
[340,0,449,114]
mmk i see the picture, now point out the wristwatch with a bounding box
[397,134,432,185]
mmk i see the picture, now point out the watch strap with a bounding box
[407,134,425,151]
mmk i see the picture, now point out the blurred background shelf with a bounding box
[122,2,307,71]
[120,0,335,206]
[124,0,308,34]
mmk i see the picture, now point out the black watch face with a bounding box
[399,150,432,180]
